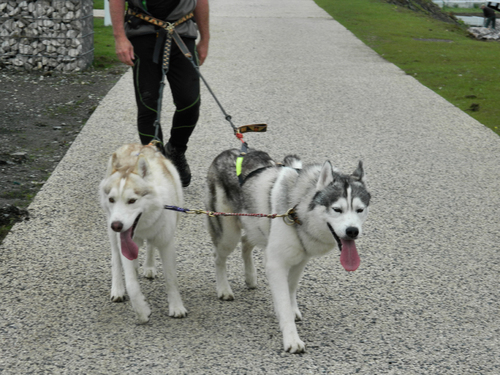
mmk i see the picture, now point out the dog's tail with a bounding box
[205,149,243,245]
[282,155,302,169]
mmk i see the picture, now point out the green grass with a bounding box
[92,0,122,69]
[0,225,14,241]
[0,189,34,200]
[314,0,500,136]
[94,0,104,10]
[93,18,122,69]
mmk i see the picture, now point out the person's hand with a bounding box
[197,39,209,66]
[115,36,135,66]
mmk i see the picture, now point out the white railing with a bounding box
[432,0,494,8]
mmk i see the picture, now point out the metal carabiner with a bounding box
[283,207,301,226]
[165,22,175,34]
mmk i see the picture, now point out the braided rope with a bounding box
[164,205,300,225]
[164,205,279,218]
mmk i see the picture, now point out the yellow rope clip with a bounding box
[283,207,301,226]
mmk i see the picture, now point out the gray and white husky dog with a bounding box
[205,148,371,353]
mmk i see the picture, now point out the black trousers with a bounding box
[130,33,200,152]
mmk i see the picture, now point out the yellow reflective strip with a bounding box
[236,156,244,176]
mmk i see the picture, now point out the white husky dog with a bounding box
[205,149,371,353]
[99,144,186,323]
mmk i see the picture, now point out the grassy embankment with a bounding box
[315,0,500,136]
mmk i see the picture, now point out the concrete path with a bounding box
[2,0,500,373]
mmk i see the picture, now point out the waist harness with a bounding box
[127,8,194,72]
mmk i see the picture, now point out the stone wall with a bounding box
[0,0,94,72]
[469,27,500,40]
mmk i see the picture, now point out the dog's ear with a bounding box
[317,161,334,190]
[107,152,120,176]
[352,161,367,185]
[133,154,150,179]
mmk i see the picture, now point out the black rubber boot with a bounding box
[164,142,191,187]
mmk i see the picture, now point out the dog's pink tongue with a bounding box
[340,239,360,271]
[120,227,139,260]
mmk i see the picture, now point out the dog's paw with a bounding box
[110,288,126,302]
[245,275,257,289]
[111,295,127,302]
[244,265,257,289]
[218,290,234,301]
[169,305,188,318]
[284,337,306,354]
[142,266,158,279]
[136,305,152,324]
[217,283,235,300]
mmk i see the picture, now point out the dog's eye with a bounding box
[109,198,115,203]
[333,207,342,213]
[128,199,137,204]
[357,208,364,213]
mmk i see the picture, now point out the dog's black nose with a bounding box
[111,221,123,232]
[346,227,359,239]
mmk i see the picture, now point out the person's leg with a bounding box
[130,34,165,146]
[486,16,493,29]
[164,38,200,187]
[166,38,200,152]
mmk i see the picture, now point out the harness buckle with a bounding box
[148,140,164,153]
[165,22,175,34]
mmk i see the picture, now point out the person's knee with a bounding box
[139,90,159,108]
[175,95,201,113]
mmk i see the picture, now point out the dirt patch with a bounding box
[0,65,129,243]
